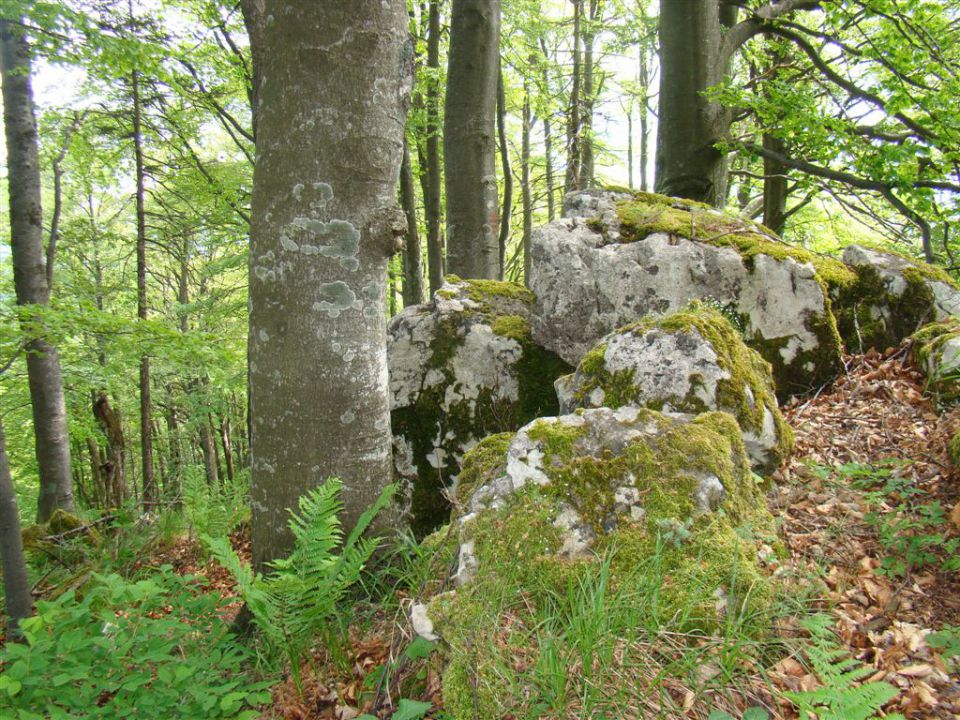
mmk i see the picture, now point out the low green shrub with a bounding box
[0,570,271,719]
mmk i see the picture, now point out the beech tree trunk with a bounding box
[93,391,126,507]
[0,19,74,522]
[564,0,583,195]
[244,0,411,570]
[580,0,601,188]
[655,0,732,206]
[539,39,557,221]
[131,67,156,509]
[399,140,424,305]
[425,0,444,294]
[496,63,512,274]
[0,417,31,638]
[521,75,533,285]
[444,0,502,279]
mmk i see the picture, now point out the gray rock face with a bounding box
[835,245,960,353]
[451,405,772,591]
[555,307,792,475]
[529,191,843,396]
[843,245,960,319]
[387,277,569,535]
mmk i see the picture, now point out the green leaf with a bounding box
[390,698,432,720]
[403,636,437,661]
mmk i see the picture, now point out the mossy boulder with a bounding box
[388,276,571,536]
[910,318,960,402]
[21,510,99,551]
[556,304,793,475]
[423,406,779,718]
[833,245,960,353]
[529,189,844,398]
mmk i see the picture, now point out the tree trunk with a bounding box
[86,435,105,507]
[539,40,557,221]
[638,35,651,192]
[425,0,444,294]
[762,133,789,234]
[199,411,219,487]
[655,0,731,206]
[399,140,424,305]
[627,100,634,189]
[244,0,410,570]
[521,75,533,285]
[0,417,31,638]
[564,0,583,195]
[444,0,501,279]
[580,0,601,188]
[93,391,126,508]
[496,62,512,275]
[131,68,156,509]
[0,19,74,522]
[219,416,235,483]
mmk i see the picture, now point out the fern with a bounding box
[205,478,397,688]
[785,616,905,720]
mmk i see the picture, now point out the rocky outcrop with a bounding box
[834,245,960,353]
[910,319,960,403]
[388,277,570,535]
[555,304,792,475]
[425,406,778,718]
[529,189,845,397]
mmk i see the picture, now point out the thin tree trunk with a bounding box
[0,19,74,522]
[244,0,410,569]
[565,0,583,195]
[539,39,557,221]
[199,417,219,487]
[496,62,512,277]
[580,0,600,188]
[425,0,444,295]
[93,391,126,507]
[627,100,634,189]
[521,74,533,285]
[86,435,105,508]
[0,417,32,638]
[219,416,235,483]
[639,42,650,192]
[444,0,502,279]
[399,140,424,305]
[131,66,155,509]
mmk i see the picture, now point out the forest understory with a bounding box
[8,345,956,720]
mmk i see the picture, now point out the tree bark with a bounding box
[399,140,424,305]
[444,0,502,279]
[521,74,533,285]
[496,62,512,275]
[131,67,156,510]
[539,39,557,221]
[762,133,789,234]
[0,417,31,639]
[219,416,235,483]
[425,0,444,294]
[564,0,583,195]
[244,0,411,569]
[0,19,74,522]
[580,0,601,188]
[93,391,126,507]
[655,0,731,206]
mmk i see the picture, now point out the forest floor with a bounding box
[26,348,957,719]
[225,347,958,720]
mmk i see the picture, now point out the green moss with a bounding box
[614,192,854,290]
[569,304,794,467]
[490,314,530,342]
[435,289,456,299]
[454,433,514,506]
[855,243,958,288]
[835,261,946,354]
[949,430,960,466]
[427,409,778,717]
[396,280,570,537]
[909,318,960,402]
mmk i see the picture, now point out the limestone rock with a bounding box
[388,276,570,535]
[556,304,793,475]
[429,406,778,718]
[910,318,960,402]
[529,189,844,397]
[834,244,960,353]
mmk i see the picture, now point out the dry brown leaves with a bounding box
[773,347,960,718]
